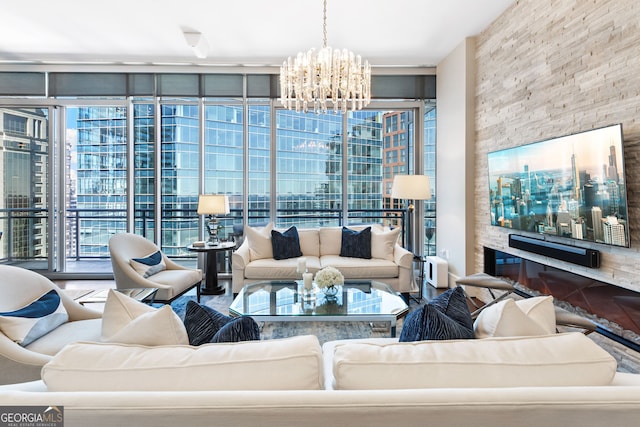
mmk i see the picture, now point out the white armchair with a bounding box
[0,265,102,385]
[109,233,202,304]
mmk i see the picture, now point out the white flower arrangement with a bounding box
[314,266,344,289]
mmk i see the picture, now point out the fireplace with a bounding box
[484,247,640,350]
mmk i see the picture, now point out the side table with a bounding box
[187,241,236,295]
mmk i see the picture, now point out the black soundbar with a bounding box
[508,234,600,268]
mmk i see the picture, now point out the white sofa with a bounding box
[1,333,639,427]
[231,224,415,298]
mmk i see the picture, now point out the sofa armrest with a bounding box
[232,241,251,293]
[232,240,251,270]
[393,244,413,269]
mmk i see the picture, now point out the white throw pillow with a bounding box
[515,295,556,334]
[101,289,188,345]
[0,289,68,346]
[371,227,401,261]
[245,222,274,260]
[129,250,166,278]
[106,305,188,346]
[474,296,556,338]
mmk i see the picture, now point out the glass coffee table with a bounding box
[229,280,409,337]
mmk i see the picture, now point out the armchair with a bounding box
[109,233,202,304]
[0,265,102,385]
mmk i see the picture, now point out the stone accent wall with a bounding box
[475,0,640,292]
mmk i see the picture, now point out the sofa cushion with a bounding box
[245,256,323,280]
[319,256,398,279]
[474,296,556,338]
[24,318,102,356]
[371,227,401,261]
[42,335,324,391]
[297,228,320,257]
[319,227,343,256]
[340,226,372,259]
[330,332,617,390]
[399,287,474,342]
[101,289,188,345]
[0,289,68,346]
[129,250,166,278]
[184,301,260,344]
[271,226,303,260]
[246,222,274,260]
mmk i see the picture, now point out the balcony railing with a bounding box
[1,207,424,267]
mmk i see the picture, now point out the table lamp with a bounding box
[391,175,431,253]
[197,194,230,245]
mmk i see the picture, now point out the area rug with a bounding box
[171,294,409,344]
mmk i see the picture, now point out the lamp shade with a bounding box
[197,194,230,215]
[391,175,431,200]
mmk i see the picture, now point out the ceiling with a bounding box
[0,0,515,69]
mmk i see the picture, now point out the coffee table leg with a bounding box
[390,318,397,337]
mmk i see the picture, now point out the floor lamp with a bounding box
[391,175,432,254]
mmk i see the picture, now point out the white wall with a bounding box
[435,37,477,285]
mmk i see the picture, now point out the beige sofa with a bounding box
[231,224,415,298]
[1,333,639,427]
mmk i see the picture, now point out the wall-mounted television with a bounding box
[488,124,629,248]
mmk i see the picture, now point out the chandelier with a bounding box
[279,0,372,114]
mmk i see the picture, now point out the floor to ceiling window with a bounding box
[133,102,156,240]
[0,108,50,269]
[423,104,437,256]
[0,72,436,276]
[65,106,127,273]
[275,109,343,228]
[204,102,245,238]
[160,102,200,256]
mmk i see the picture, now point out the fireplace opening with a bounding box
[484,247,640,350]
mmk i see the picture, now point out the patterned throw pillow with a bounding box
[183,301,260,345]
[130,250,166,278]
[271,226,303,260]
[340,226,372,259]
[399,287,474,342]
[0,289,68,346]
[210,316,261,343]
[184,300,233,345]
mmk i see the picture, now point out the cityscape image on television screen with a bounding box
[488,124,629,247]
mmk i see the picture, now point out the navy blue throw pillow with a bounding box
[210,316,261,343]
[271,226,303,260]
[183,301,261,345]
[399,287,474,342]
[398,307,423,342]
[183,300,233,346]
[339,227,372,259]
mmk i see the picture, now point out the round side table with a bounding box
[187,241,236,295]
